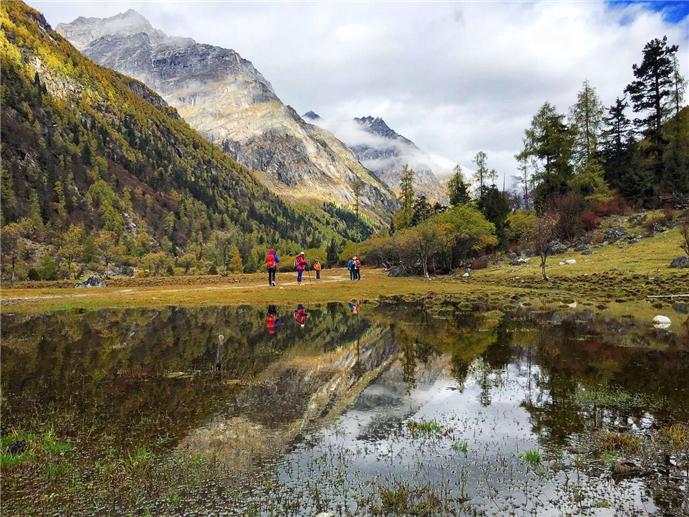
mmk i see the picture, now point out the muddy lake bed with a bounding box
[2,299,688,515]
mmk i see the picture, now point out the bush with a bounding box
[580,210,599,231]
[593,194,630,217]
[506,210,537,242]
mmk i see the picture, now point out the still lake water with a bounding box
[2,301,688,515]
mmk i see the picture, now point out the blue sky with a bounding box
[610,1,689,23]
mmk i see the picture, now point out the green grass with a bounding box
[517,449,542,465]
[452,440,469,453]
[575,385,661,411]
[407,419,444,437]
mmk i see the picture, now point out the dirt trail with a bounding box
[1,275,352,305]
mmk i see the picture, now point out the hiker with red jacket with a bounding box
[265,305,280,335]
[266,247,280,286]
[353,256,362,280]
[294,251,307,285]
[294,303,308,327]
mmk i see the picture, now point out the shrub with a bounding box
[580,210,599,231]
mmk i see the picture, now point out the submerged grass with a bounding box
[517,449,543,465]
[407,419,444,437]
[575,385,662,411]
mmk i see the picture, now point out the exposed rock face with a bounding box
[305,114,448,203]
[57,12,395,220]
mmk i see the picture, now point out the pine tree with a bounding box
[519,102,574,209]
[447,165,471,206]
[228,244,243,273]
[397,165,415,229]
[570,80,604,167]
[625,36,680,185]
[411,195,433,226]
[472,151,489,196]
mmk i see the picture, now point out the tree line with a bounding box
[359,36,687,278]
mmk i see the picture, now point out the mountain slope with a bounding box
[57,11,396,221]
[0,0,365,278]
[304,113,449,202]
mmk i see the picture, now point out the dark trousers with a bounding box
[316,270,321,280]
[349,268,354,280]
[268,267,276,285]
[354,268,361,280]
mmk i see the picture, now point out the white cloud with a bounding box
[32,0,689,187]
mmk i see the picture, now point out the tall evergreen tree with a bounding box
[396,165,415,229]
[570,80,604,167]
[625,36,680,186]
[472,151,489,197]
[447,165,471,206]
[518,102,574,209]
[411,194,433,226]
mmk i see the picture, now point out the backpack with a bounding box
[266,254,276,268]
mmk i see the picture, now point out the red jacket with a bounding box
[295,256,307,271]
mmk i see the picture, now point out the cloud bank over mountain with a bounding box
[33,0,689,187]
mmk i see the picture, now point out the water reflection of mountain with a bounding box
[0,303,375,450]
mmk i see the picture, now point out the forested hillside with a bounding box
[0,1,367,281]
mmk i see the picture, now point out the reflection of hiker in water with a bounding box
[215,334,224,372]
[265,305,281,335]
[294,304,308,327]
[348,299,361,315]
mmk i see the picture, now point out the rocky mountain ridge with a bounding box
[303,113,449,202]
[57,11,396,221]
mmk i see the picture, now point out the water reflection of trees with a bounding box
[1,303,373,449]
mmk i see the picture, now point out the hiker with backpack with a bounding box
[294,303,308,327]
[266,247,280,286]
[347,257,355,281]
[265,305,280,335]
[313,260,322,280]
[294,251,307,285]
[353,256,361,280]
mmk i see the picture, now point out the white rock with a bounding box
[565,259,577,265]
[462,272,470,277]
[653,315,671,329]
[559,261,565,266]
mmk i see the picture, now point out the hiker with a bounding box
[347,257,355,281]
[348,299,361,315]
[294,303,308,327]
[266,247,280,286]
[353,256,361,281]
[313,260,322,280]
[294,251,307,285]
[265,305,280,335]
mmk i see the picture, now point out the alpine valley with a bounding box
[0,0,380,282]
[56,10,398,221]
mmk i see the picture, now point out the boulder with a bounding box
[548,240,567,255]
[670,256,689,268]
[582,248,593,256]
[628,214,647,226]
[565,259,576,265]
[613,459,644,478]
[652,315,671,329]
[509,257,529,266]
[604,227,627,242]
[76,275,106,288]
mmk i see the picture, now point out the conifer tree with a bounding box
[625,36,680,185]
[447,165,471,206]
